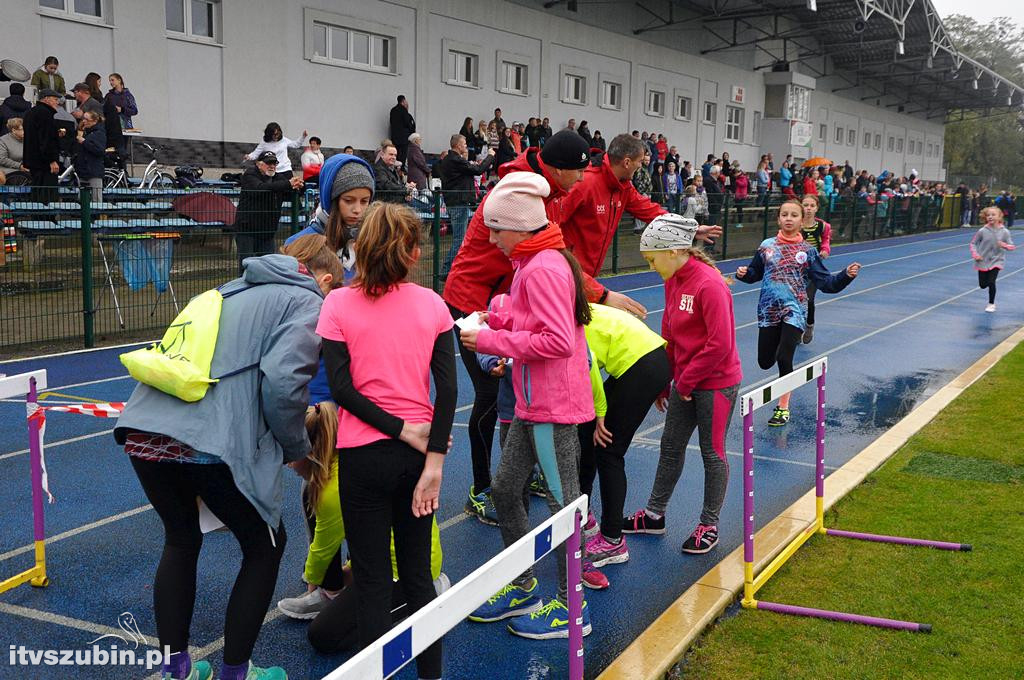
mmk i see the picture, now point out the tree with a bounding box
[942,15,1024,189]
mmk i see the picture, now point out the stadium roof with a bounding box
[619,0,1024,120]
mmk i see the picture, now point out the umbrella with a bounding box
[172,192,236,226]
[802,156,832,168]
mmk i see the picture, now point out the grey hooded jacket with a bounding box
[114,254,323,528]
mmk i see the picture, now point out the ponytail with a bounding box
[558,249,592,326]
[303,402,339,514]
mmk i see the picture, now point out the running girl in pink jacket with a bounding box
[623,215,743,554]
[460,171,595,640]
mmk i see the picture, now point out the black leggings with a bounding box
[129,457,286,666]
[757,323,804,377]
[806,280,818,326]
[978,269,999,304]
[578,347,671,540]
[338,440,441,680]
[448,303,500,491]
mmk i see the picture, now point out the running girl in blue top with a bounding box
[736,199,860,426]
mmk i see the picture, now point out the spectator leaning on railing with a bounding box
[234,150,303,273]
[373,140,414,203]
[438,134,495,274]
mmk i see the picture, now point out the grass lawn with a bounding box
[676,343,1024,680]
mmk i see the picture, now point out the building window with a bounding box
[887,136,895,152]
[863,131,871,148]
[896,137,904,153]
[874,133,881,149]
[311,20,394,73]
[675,95,692,121]
[562,73,586,105]
[753,110,762,145]
[166,0,219,40]
[447,50,478,87]
[703,101,717,124]
[40,0,103,19]
[499,61,527,95]
[646,89,666,117]
[834,126,844,144]
[818,123,827,142]
[935,144,941,158]
[725,106,743,142]
[847,129,857,146]
[599,81,622,110]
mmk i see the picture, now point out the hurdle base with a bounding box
[825,528,971,552]
[0,567,48,595]
[755,600,931,632]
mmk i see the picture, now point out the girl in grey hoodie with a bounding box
[970,206,1016,312]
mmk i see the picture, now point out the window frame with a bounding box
[863,131,871,148]
[725,105,743,142]
[165,0,221,44]
[645,85,666,118]
[887,135,895,152]
[304,9,399,76]
[896,137,904,153]
[599,79,623,111]
[874,133,882,150]
[445,49,479,88]
[39,0,110,26]
[847,128,857,146]
[834,125,844,144]
[674,93,692,121]
[818,123,827,142]
[559,65,589,106]
[702,100,717,125]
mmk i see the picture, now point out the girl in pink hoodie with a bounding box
[623,215,742,555]
[460,171,594,640]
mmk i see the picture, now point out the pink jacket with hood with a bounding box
[475,225,594,425]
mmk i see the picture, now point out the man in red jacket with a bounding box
[559,133,722,317]
[445,130,593,524]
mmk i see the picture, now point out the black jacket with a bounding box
[235,166,293,235]
[22,102,60,170]
[103,97,123,151]
[373,159,407,203]
[0,94,31,133]
[496,137,516,167]
[438,152,493,205]
[389,104,415,148]
[73,125,107,180]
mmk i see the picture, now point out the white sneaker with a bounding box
[277,588,329,620]
[985,303,996,313]
[433,572,451,595]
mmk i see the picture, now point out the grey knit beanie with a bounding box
[331,162,375,203]
[639,214,699,251]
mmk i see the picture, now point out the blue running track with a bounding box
[0,228,1021,679]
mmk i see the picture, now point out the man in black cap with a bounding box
[71,83,103,121]
[234,150,303,273]
[22,89,62,203]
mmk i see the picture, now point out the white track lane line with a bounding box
[0,504,152,563]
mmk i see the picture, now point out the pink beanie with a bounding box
[483,172,551,232]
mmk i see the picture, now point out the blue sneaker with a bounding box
[465,485,499,526]
[467,579,541,622]
[163,660,212,680]
[507,598,592,640]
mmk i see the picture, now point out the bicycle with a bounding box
[104,143,176,190]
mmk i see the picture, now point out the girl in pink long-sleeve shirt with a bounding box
[623,214,742,555]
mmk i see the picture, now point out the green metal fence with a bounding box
[0,183,989,357]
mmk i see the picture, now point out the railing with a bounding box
[0,183,992,357]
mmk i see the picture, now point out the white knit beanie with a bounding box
[482,172,551,232]
[639,214,699,251]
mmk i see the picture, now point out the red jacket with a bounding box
[802,175,817,196]
[443,149,570,314]
[661,256,742,398]
[656,140,668,161]
[559,156,666,292]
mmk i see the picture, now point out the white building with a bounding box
[2,0,1019,178]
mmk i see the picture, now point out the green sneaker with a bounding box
[768,408,790,427]
[468,579,541,622]
[163,660,212,680]
[528,468,547,498]
[241,662,287,680]
[465,485,499,526]
[506,598,592,640]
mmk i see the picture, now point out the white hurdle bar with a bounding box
[741,357,828,416]
[0,369,47,401]
[322,494,589,680]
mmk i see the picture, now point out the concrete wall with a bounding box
[0,0,947,178]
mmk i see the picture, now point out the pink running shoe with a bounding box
[585,533,629,568]
[582,561,609,590]
[582,511,599,539]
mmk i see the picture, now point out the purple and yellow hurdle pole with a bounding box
[566,504,585,680]
[815,370,826,533]
[824,529,971,552]
[741,398,756,608]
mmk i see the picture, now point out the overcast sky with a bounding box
[929,0,1024,27]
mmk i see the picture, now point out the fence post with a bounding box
[847,196,856,242]
[762,199,770,241]
[870,194,879,240]
[721,194,730,260]
[80,187,94,348]
[290,188,301,235]
[432,192,442,293]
